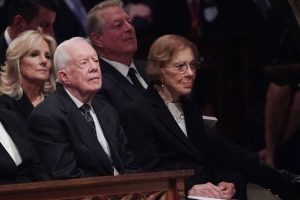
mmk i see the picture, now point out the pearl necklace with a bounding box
[160,93,184,123]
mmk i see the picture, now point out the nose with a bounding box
[89,59,99,72]
[186,64,194,76]
[40,55,48,66]
[124,21,134,32]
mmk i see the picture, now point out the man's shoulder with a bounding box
[134,59,147,66]
[93,95,118,114]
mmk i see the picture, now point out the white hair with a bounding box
[53,37,90,82]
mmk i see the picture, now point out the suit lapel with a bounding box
[0,112,27,168]
[57,86,113,172]
[101,59,146,100]
[146,86,204,161]
[0,114,21,169]
[134,60,150,84]
[92,100,122,168]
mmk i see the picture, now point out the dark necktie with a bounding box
[127,68,145,92]
[80,104,96,134]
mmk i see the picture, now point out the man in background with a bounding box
[0,0,59,66]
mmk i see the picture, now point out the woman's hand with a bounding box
[188,182,235,199]
[218,181,236,199]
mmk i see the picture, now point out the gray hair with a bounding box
[53,37,89,82]
[86,0,123,36]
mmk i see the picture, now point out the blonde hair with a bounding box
[0,29,57,99]
[147,34,199,83]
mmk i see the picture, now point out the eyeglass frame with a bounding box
[165,61,203,73]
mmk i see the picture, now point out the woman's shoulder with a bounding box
[0,94,17,108]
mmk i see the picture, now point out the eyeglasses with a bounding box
[167,61,202,73]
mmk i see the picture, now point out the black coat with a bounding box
[28,84,137,179]
[0,108,49,184]
[121,84,260,190]
[0,93,34,121]
[98,59,149,115]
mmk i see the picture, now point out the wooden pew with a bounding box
[0,170,194,200]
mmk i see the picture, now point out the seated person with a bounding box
[0,108,49,184]
[121,34,300,200]
[87,0,149,115]
[261,63,300,173]
[0,0,59,66]
[27,37,137,179]
[0,29,56,121]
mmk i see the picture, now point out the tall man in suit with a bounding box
[27,37,136,179]
[87,0,149,114]
[0,0,59,66]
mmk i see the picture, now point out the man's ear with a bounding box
[57,70,69,84]
[90,32,104,48]
[13,15,28,33]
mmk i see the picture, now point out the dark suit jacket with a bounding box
[0,108,49,184]
[98,59,149,115]
[0,32,8,67]
[121,84,260,189]
[28,84,136,179]
[0,93,34,121]
[53,1,87,44]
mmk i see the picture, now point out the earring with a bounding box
[160,79,165,88]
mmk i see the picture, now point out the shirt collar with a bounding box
[4,27,12,45]
[64,87,92,108]
[101,57,137,77]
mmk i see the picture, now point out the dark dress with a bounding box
[0,93,34,121]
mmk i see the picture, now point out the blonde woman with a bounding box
[0,29,56,121]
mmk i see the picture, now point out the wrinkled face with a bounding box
[98,6,137,57]
[64,41,101,98]
[161,47,196,99]
[26,6,56,36]
[20,38,52,85]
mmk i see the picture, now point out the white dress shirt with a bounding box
[0,122,22,166]
[65,87,119,175]
[101,57,148,89]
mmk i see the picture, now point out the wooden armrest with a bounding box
[0,169,194,200]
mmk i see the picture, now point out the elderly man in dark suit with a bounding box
[27,37,136,179]
[86,0,149,115]
[0,0,59,67]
